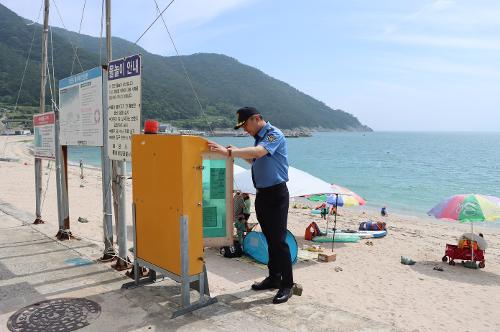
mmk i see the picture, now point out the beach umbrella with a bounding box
[233,166,336,197]
[321,185,365,250]
[330,184,366,206]
[307,185,366,206]
[428,194,500,262]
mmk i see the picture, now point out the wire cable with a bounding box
[1,1,43,158]
[51,0,84,72]
[152,0,213,134]
[132,0,175,46]
[13,1,43,112]
[40,160,53,211]
[49,25,57,105]
[71,0,87,75]
[98,0,104,65]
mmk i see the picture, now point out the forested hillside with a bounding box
[0,4,371,131]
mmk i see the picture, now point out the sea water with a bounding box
[69,132,500,218]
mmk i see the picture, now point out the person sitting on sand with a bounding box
[233,191,246,243]
[458,232,488,250]
[242,193,252,231]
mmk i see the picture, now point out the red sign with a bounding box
[34,113,55,126]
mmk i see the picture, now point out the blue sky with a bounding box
[2,0,499,131]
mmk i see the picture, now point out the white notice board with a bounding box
[107,54,142,161]
[33,112,55,160]
[58,67,103,146]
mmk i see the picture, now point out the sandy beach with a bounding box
[1,135,500,332]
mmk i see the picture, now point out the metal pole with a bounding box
[54,110,64,230]
[107,0,129,269]
[100,0,115,260]
[471,222,474,263]
[331,194,338,252]
[180,215,190,307]
[132,203,139,285]
[61,145,71,236]
[116,162,128,263]
[34,0,50,224]
[55,144,70,239]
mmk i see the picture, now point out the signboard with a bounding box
[107,54,142,161]
[58,67,103,146]
[202,159,227,238]
[33,112,55,159]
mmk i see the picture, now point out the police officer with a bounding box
[208,106,293,304]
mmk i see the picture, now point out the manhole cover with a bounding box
[7,298,101,332]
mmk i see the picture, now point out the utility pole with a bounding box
[34,0,50,225]
[100,0,116,261]
[106,0,129,270]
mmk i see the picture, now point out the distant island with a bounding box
[0,4,372,132]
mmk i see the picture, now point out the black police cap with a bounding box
[234,107,260,130]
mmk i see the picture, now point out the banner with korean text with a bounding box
[107,54,142,161]
[33,112,55,159]
[59,67,103,146]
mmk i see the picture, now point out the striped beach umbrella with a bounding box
[307,184,366,207]
[428,194,500,222]
[428,194,500,263]
[308,185,365,250]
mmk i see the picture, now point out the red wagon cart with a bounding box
[442,243,485,268]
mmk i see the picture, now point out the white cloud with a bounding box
[384,0,455,34]
[0,0,255,37]
[371,33,500,50]
[156,0,254,28]
[391,57,500,79]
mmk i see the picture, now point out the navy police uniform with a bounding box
[252,122,293,288]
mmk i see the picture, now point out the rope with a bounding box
[71,0,87,75]
[152,0,213,134]
[51,0,84,73]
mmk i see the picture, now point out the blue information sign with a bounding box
[108,54,141,81]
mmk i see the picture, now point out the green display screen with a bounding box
[202,159,226,237]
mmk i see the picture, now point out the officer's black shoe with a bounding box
[251,276,281,291]
[272,287,292,304]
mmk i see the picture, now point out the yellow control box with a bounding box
[132,134,234,277]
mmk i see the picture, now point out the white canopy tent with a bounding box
[233,164,247,175]
[233,166,336,197]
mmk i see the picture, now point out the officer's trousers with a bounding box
[255,182,293,288]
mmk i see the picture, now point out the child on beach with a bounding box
[381,206,388,217]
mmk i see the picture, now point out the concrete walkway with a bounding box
[0,204,396,331]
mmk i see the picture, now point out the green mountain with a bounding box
[0,4,371,131]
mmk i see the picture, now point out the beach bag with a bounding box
[305,221,322,241]
[220,243,243,258]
